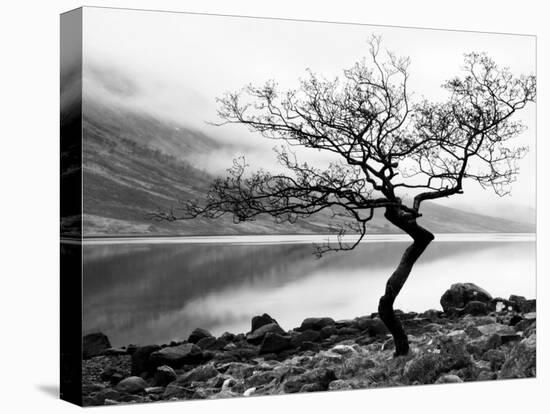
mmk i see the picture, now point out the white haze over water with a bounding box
[82,7,536,218]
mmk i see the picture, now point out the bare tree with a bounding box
[151,37,536,356]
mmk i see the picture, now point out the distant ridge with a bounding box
[79,97,535,237]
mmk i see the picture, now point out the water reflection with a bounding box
[83,238,535,347]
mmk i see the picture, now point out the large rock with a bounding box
[131,345,161,375]
[290,329,321,348]
[188,328,213,344]
[116,376,148,394]
[508,295,536,313]
[298,317,335,331]
[463,301,490,316]
[246,322,286,344]
[259,333,292,354]
[196,337,228,351]
[498,334,536,379]
[354,317,389,337]
[83,332,111,359]
[149,343,203,369]
[251,313,278,332]
[440,283,492,313]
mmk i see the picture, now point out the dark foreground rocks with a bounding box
[82,283,536,406]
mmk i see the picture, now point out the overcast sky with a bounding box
[83,7,536,215]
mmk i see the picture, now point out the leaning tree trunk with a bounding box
[378,207,434,356]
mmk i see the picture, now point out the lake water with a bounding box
[80,233,536,347]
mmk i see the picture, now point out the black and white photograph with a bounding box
[58,6,540,407]
[4,1,549,413]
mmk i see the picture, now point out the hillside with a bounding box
[81,99,535,237]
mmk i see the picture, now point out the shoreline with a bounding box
[81,283,536,406]
[71,232,536,246]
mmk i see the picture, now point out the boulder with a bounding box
[115,376,148,394]
[319,325,338,339]
[508,295,536,313]
[298,317,335,331]
[419,309,443,320]
[251,313,278,332]
[154,365,177,386]
[83,332,111,359]
[290,329,321,348]
[91,388,121,405]
[443,284,492,311]
[259,333,292,354]
[246,322,286,344]
[463,301,490,316]
[354,317,389,337]
[149,343,203,369]
[188,328,213,344]
[220,332,236,342]
[196,337,228,351]
[440,283,492,313]
[498,334,536,379]
[131,345,160,375]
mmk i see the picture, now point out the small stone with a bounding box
[477,371,496,381]
[91,388,121,405]
[243,387,256,396]
[435,374,463,384]
[330,344,357,355]
[283,368,336,393]
[116,376,148,394]
[176,364,219,384]
[328,379,354,390]
[145,386,165,395]
[149,343,203,369]
[154,365,177,386]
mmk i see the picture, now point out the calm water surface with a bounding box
[80,234,535,347]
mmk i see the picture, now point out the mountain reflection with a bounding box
[82,239,535,347]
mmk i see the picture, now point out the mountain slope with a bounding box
[81,100,535,237]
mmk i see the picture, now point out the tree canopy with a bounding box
[152,37,536,253]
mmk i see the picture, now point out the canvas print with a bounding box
[60,7,536,407]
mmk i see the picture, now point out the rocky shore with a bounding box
[82,283,536,406]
